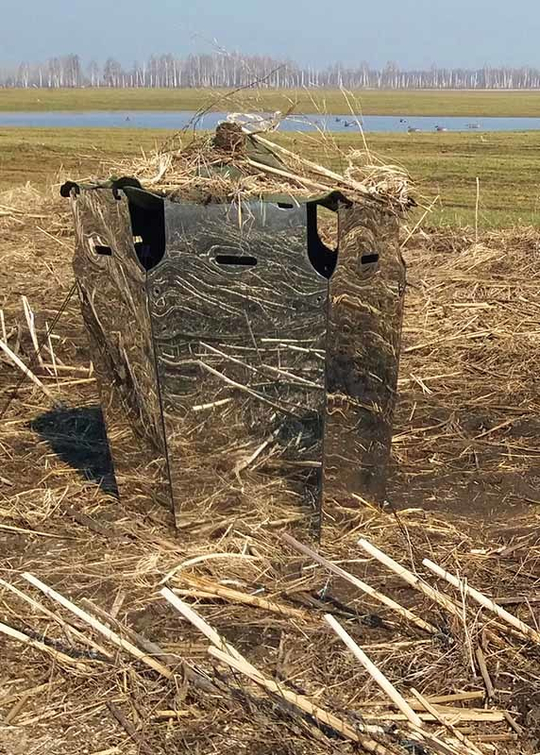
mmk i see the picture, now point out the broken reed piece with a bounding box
[175,575,309,621]
[368,708,506,723]
[324,614,423,729]
[357,538,463,620]
[208,647,391,754]
[0,619,89,671]
[422,559,540,645]
[45,322,59,378]
[109,589,126,619]
[192,397,233,412]
[502,711,524,736]
[21,573,173,678]
[355,691,485,708]
[282,532,438,635]
[21,295,44,367]
[409,688,484,755]
[250,132,372,196]
[0,337,57,403]
[0,578,113,660]
[244,158,329,193]
[160,587,250,664]
[38,363,89,374]
[5,690,32,725]
[0,522,70,538]
[474,645,495,699]
[107,701,153,755]
[0,309,6,342]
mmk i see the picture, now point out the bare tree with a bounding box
[3,52,540,90]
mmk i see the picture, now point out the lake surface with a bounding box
[2,110,540,133]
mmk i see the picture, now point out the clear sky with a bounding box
[1,0,539,69]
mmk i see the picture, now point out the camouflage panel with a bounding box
[71,189,171,510]
[325,200,405,506]
[148,200,327,538]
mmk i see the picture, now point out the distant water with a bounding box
[1,110,540,133]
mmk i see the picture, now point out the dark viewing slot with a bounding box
[94,245,112,256]
[215,255,258,267]
[126,190,166,271]
[361,253,379,265]
[306,203,338,279]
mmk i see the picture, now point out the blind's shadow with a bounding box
[31,405,118,495]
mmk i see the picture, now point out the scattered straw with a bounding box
[2,169,540,754]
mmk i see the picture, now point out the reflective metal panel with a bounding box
[325,201,405,505]
[148,200,328,538]
[69,184,405,535]
[71,190,172,510]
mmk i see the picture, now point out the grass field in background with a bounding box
[2,87,540,117]
[0,127,538,228]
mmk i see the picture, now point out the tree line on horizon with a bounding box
[3,53,540,89]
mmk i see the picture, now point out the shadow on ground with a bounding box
[31,405,118,495]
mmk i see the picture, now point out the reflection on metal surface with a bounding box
[68,184,404,536]
[326,201,405,505]
[71,189,171,509]
[149,201,327,537]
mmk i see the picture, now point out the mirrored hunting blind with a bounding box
[64,126,406,539]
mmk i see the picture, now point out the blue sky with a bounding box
[1,0,538,69]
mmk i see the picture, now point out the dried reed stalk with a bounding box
[22,573,173,677]
[80,597,222,696]
[0,620,89,671]
[325,614,423,728]
[160,587,252,668]
[368,710,505,723]
[251,132,373,196]
[0,337,56,402]
[409,688,484,755]
[423,559,540,644]
[358,539,462,620]
[283,533,437,634]
[475,645,495,699]
[21,295,43,367]
[0,578,112,660]
[176,574,308,620]
[356,692,485,708]
[0,523,69,538]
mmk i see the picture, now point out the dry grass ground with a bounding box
[1,185,540,754]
